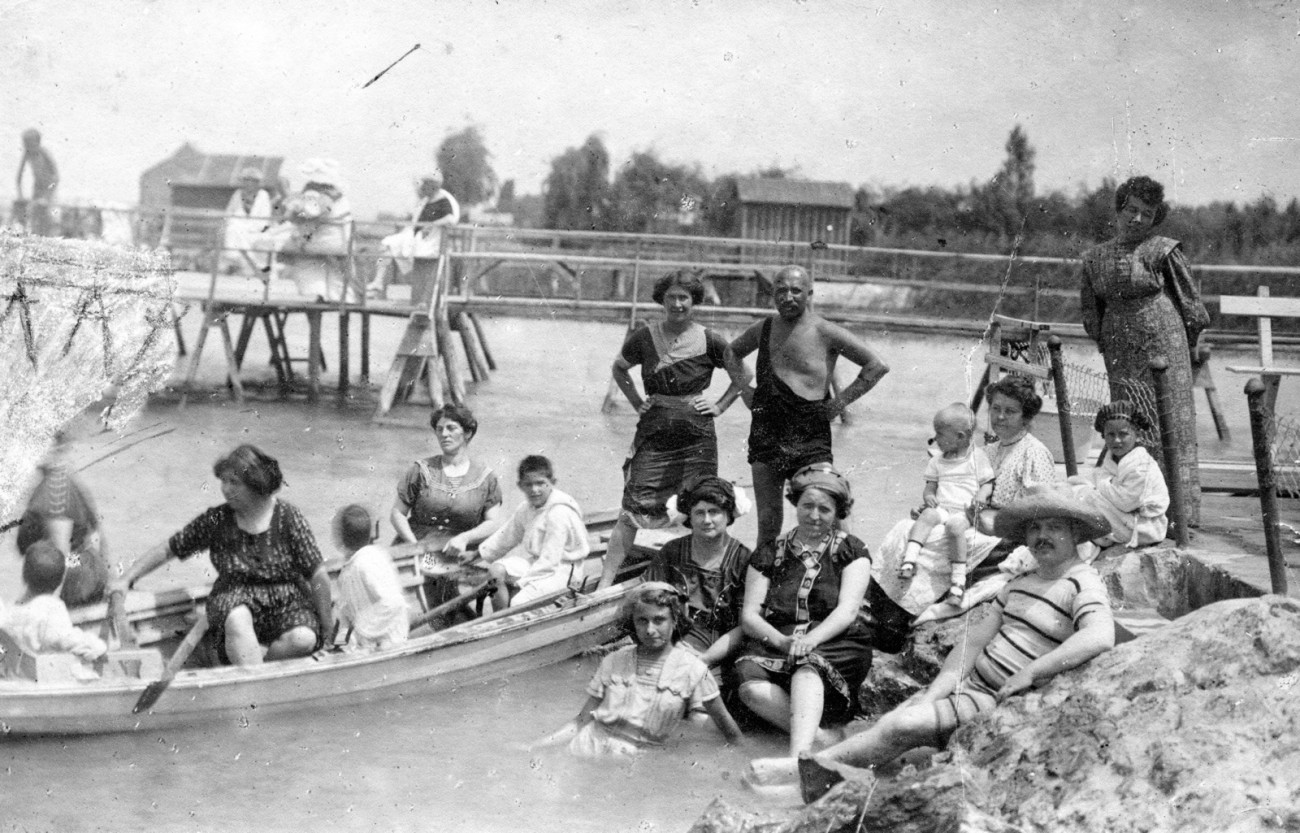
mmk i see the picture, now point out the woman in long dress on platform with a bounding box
[599,269,751,589]
[1080,175,1210,527]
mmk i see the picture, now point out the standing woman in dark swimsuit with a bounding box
[599,269,751,589]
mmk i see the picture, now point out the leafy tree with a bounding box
[975,124,1036,240]
[609,150,707,234]
[436,125,497,207]
[703,174,739,237]
[542,134,612,231]
[496,179,516,213]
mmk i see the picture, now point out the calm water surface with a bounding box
[0,313,1271,832]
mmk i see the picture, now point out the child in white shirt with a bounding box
[1069,401,1169,548]
[332,505,410,650]
[474,456,590,611]
[898,403,995,603]
[2,540,107,662]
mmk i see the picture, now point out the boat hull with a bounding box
[0,581,631,737]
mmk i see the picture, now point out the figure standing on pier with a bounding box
[1080,175,1209,527]
[730,265,889,547]
[14,128,59,236]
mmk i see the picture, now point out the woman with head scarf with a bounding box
[1068,400,1169,547]
[734,464,876,757]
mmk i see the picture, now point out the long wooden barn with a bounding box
[734,178,855,246]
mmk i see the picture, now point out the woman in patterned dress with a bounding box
[391,404,502,612]
[599,269,751,588]
[734,465,875,757]
[1080,175,1210,526]
[109,445,331,666]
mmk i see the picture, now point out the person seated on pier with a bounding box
[259,158,356,301]
[0,540,107,664]
[770,485,1115,803]
[367,171,460,299]
[600,269,752,590]
[332,504,409,651]
[222,166,274,277]
[108,445,333,667]
[643,476,753,675]
[896,403,994,606]
[391,404,502,624]
[472,455,589,612]
[1068,400,1169,549]
[734,465,877,759]
[522,582,743,756]
[16,426,109,607]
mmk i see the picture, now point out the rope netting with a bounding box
[1263,412,1300,499]
[991,334,1161,450]
[0,230,176,517]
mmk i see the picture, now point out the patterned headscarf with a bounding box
[786,464,854,518]
[1093,400,1152,434]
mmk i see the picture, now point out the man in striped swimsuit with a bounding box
[794,485,1116,802]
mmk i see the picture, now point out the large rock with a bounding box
[699,595,1300,832]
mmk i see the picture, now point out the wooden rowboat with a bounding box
[0,510,662,737]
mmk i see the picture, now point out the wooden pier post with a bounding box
[1047,336,1078,477]
[455,310,491,383]
[1246,378,1289,594]
[1151,356,1189,547]
[467,312,496,371]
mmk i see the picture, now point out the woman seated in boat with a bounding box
[734,465,876,758]
[523,582,743,756]
[473,455,589,612]
[391,404,502,623]
[643,475,752,673]
[108,445,332,667]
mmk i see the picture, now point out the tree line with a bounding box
[434,125,1300,266]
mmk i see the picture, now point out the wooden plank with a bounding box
[1218,295,1300,319]
[983,353,1051,379]
[1225,366,1300,376]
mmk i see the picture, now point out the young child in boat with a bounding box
[332,504,409,651]
[0,540,107,662]
[897,403,995,603]
[1068,401,1169,548]
[472,455,590,611]
[525,582,743,756]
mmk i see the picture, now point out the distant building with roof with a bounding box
[734,178,855,246]
[138,143,284,253]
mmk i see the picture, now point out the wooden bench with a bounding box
[1220,287,1300,411]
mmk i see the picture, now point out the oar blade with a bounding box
[132,679,171,714]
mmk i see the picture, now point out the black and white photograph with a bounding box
[3,2,1299,830]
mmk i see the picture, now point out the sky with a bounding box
[4,0,1299,218]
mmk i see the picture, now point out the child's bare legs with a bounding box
[900,508,942,578]
[943,515,971,603]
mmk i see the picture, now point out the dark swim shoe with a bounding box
[797,753,845,804]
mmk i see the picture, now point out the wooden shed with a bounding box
[138,144,283,253]
[735,179,855,246]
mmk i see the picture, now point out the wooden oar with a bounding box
[408,578,495,632]
[133,613,208,714]
[107,589,137,649]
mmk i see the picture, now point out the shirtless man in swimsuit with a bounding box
[15,128,59,236]
[730,266,889,547]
